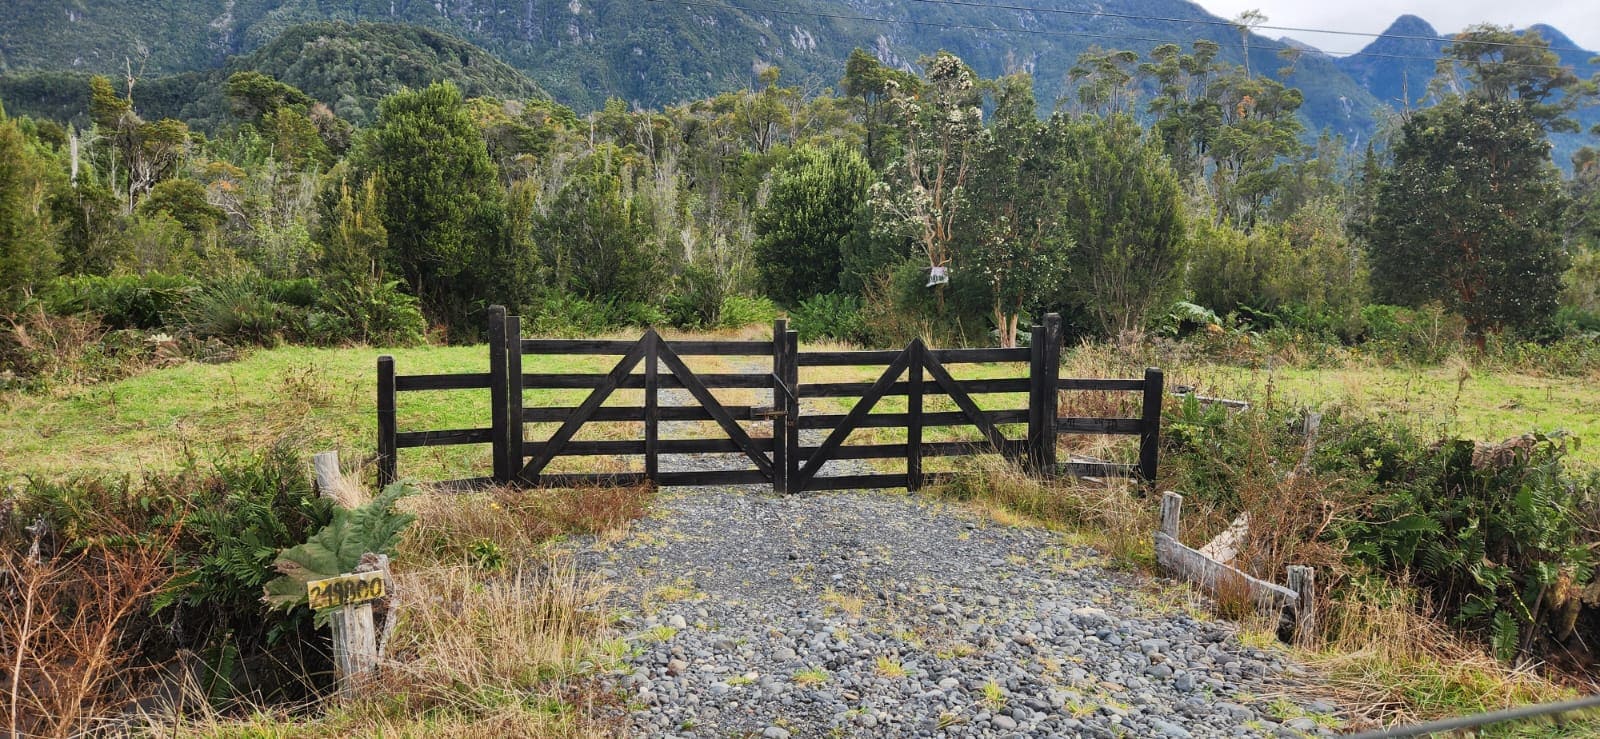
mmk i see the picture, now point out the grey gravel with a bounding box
[568,376,1343,737]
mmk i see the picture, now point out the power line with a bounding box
[898,0,1596,56]
[661,0,1594,73]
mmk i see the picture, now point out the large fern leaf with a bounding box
[261,482,416,611]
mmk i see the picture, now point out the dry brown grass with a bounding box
[176,562,617,738]
[930,455,1155,564]
[399,483,654,567]
[1302,578,1591,730]
[1,520,179,737]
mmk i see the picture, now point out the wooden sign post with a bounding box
[307,570,386,690]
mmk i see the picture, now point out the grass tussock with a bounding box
[1307,579,1596,732]
[398,483,653,567]
[930,455,1155,565]
[180,562,616,738]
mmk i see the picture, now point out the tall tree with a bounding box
[1058,114,1187,337]
[869,52,983,309]
[0,105,60,310]
[356,82,512,330]
[959,75,1073,347]
[1434,25,1596,133]
[753,144,875,305]
[1368,97,1569,343]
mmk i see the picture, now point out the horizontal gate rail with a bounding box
[376,308,1165,492]
[798,347,1029,366]
[520,338,772,355]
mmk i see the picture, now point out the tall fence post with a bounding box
[771,320,788,495]
[488,306,509,484]
[1040,313,1061,474]
[505,313,523,484]
[1028,322,1045,473]
[784,327,800,492]
[1139,367,1165,485]
[376,356,397,487]
[645,332,660,484]
[907,339,924,492]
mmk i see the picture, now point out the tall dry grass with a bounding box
[1,519,180,737]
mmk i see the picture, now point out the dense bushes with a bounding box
[6,445,341,710]
[1162,396,1600,664]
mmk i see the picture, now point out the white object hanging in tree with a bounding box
[926,265,949,287]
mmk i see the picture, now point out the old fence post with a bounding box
[1160,491,1182,539]
[313,450,341,500]
[308,569,385,692]
[1287,565,1317,646]
[376,356,397,487]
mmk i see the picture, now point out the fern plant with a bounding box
[262,481,417,617]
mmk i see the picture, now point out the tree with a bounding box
[753,144,874,305]
[1063,47,1141,117]
[1368,97,1569,343]
[137,178,223,234]
[1434,25,1595,133]
[959,75,1073,347]
[535,146,664,305]
[356,82,512,328]
[869,52,983,310]
[0,107,60,310]
[842,48,921,170]
[1057,114,1187,337]
[224,71,312,124]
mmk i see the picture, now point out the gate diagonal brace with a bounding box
[655,340,775,478]
[792,342,915,491]
[517,333,649,481]
[921,349,1009,451]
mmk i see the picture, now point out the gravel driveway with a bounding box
[569,374,1342,738]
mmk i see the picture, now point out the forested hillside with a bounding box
[0,22,541,129]
[2,0,1388,139]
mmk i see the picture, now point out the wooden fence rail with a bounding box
[377,307,1164,494]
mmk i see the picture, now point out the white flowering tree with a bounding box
[869,52,984,310]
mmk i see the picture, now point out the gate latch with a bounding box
[751,407,787,420]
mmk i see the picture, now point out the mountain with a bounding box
[1334,15,1446,111]
[0,0,1386,141]
[1334,16,1600,165]
[0,22,541,128]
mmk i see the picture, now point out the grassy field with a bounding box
[1183,362,1600,468]
[5,339,1596,481]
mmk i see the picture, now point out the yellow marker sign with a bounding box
[307,571,386,610]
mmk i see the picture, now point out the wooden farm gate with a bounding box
[377,306,1164,492]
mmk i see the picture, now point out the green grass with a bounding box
[1191,363,1600,468]
[0,343,713,482]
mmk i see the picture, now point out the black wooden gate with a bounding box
[377,306,1164,492]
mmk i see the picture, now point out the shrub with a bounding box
[15,444,339,705]
[305,278,426,347]
[718,293,779,329]
[41,273,197,329]
[790,292,868,344]
[177,276,294,347]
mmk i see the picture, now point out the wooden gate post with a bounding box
[505,314,523,484]
[907,339,924,492]
[1027,314,1062,475]
[1139,367,1165,485]
[771,320,788,494]
[783,327,800,492]
[645,332,660,483]
[376,356,397,487]
[488,306,509,484]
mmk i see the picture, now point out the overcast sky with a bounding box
[1191,0,1600,55]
